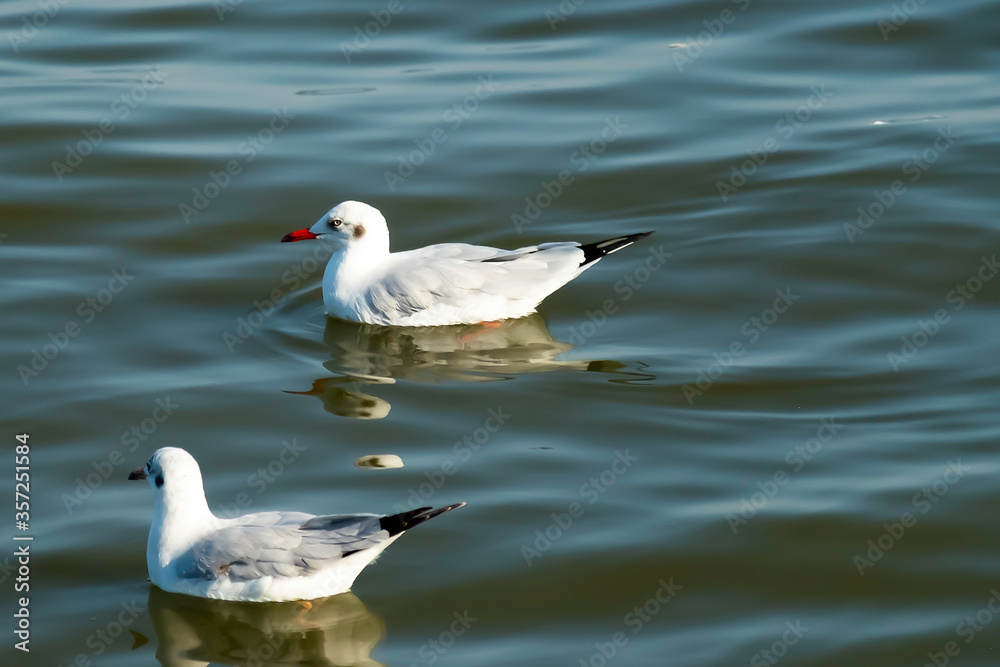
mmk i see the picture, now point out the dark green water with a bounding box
[2,0,999,665]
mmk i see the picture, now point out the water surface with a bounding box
[2,0,999,665]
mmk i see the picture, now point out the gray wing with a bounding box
[362,242,585,318]
[175,512,390,582]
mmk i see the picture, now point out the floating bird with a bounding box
[129,447,464,602]
[281,201,653,326]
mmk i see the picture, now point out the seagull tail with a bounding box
[578,231,654,267]
[380,502,466,537]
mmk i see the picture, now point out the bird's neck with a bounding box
[346,233,390,264]
[150,488,217,567]
[326,239,390,292]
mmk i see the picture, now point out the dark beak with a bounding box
[128,467,146,480]
[281,229,319,243]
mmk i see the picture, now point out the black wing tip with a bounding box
[380,502,466,537]
[579,231,654,266]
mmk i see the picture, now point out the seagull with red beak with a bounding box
[281,200,653,327]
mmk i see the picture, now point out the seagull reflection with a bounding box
[147,585,385,667]
[286,314,635,418]
[286,377,392,420]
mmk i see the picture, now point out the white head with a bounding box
[130,447,216,569]
[129,447,207,506]
[281,201,390,256]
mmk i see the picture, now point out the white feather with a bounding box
[132,447,459,602]
[283,201,647,326]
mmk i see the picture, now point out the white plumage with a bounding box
[129,447,463,602]
[281,201,653,326]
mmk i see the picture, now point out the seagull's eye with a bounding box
[330,219,342,228]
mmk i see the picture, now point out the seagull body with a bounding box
[281,201,653,326]
[129,447,463,602]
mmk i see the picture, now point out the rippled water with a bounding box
[2,0,999,664]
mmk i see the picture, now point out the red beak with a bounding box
[281,229,319,243]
